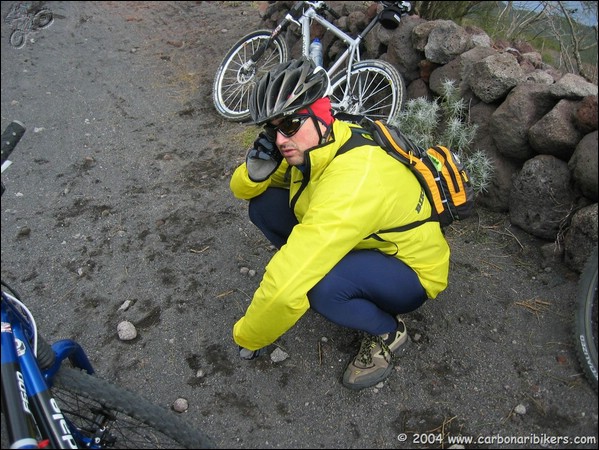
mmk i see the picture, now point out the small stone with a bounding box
[117,321,137,340]
[514,403,527,415]
[270,347,289,363]
[118,300,132,311]
[172,397,189,413]
[17,227,31,237]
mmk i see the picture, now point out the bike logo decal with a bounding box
[16,370,32,414]
[50,398,78,449]
[15,337,26,356]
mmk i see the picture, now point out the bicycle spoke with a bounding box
[346,71,395,119]
[213,30,288,121]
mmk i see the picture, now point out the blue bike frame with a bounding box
[1,291,95,449]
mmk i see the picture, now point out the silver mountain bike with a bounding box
[212,1,410,123]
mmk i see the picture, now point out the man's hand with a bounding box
[239,346,266,360]
[246,131,282,182]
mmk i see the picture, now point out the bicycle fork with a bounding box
[241,2,306,78]
[2,307,77,448]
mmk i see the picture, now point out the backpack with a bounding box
[336,120,474,231]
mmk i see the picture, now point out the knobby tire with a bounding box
[52,367,214,448]
[574,246,598,393]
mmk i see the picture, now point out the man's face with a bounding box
[267,115,323,166]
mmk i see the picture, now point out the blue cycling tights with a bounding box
[248,188,427,336]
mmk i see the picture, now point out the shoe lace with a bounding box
[357,334,394,366]
[378,335,394,363]
[357,335,377,366]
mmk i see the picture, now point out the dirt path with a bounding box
[1,2,597,448]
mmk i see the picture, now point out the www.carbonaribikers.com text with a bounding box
[397,432,597,446]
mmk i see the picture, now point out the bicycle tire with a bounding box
[9,30,26,49]
[52,367,214,448]
[213,29,289,122]
[574,245,598,392]
[33,9,54,29]
[329,59,406,122]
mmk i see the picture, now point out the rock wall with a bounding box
[259,1,598,272]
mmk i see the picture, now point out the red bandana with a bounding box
[297,97,333,126]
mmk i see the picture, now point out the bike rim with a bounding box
[330,66,398,121]
[580,270,598,382]
[215,37,285,118]
[34,10,54,29]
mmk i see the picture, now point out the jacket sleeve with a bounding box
[233,150,399,350]
[230,160,290,200]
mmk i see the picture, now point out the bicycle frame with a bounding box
[281,1,388,107]
[294,1,378,78]
[1,285,95,448]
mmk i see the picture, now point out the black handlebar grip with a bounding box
[1,120,26,166]
[289,1,305,17]
[325,4,340,20]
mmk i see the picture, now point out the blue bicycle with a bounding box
[1,122,214,449]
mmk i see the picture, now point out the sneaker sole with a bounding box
[342,363,394,390]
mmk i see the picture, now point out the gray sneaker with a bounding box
[342,318,408,390]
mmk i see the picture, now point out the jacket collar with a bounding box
[300,120,355,173]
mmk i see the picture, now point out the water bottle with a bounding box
[309,38,323,67]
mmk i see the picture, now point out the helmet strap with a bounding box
[305,106,333,145]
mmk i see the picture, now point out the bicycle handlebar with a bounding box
[323,3,340,20]
[1,120,26,168]
[1,120,25,196]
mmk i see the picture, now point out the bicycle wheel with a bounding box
[33,9,54,29]
[52,367,214,448]
[213,30,289,122]
[329,59,405,122]
[574,245,598,392]
[9,30,26,49]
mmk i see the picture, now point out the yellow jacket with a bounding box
[230,120,450,350]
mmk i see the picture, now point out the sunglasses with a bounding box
[265,115,309,138]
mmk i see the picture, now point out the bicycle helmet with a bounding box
[249,58,330,125]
